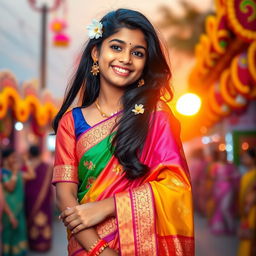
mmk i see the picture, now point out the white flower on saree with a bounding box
[132,104,145,115]
[86,19,103,39]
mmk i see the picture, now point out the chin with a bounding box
[111,79,135,88]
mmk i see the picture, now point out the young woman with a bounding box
[53,9,194,256]
[1,148,35,256]
[208,151,239,235]
[25,145,53,252]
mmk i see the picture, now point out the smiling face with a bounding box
[91,27,147,88]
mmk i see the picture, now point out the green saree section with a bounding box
[2,170,28,256]
[77,133,114,202]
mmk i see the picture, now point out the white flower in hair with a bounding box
[132,104,145,115]
[86,19,103,39]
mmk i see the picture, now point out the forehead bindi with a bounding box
[108,28,147,49]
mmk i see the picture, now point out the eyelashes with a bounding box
[110,45,122,51]
[110,45,145,58]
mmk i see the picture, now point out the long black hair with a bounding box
[53,9,173,179]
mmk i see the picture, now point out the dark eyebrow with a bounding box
[108,39,147,51]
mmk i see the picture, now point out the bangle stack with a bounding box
[87,239,109,256]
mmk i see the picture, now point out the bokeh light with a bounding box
[176,93,201,116]
[241,142,249,151]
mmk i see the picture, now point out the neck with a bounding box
[97,82,124,111]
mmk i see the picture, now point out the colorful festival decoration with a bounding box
[182,0,256,140]
[0,70,59,132]
[50,0,70,47]
[50,18,70,46]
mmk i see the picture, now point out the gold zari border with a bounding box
[76,117,118,160]
[115,191,136,256]
[52,165,78,183]
[132,183,157,255]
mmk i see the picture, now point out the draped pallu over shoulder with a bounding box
[114,101,194,256]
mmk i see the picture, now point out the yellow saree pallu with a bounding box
[52,101,194,256]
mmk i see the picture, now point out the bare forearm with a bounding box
[57,192,101,251]
[103,197,116,217]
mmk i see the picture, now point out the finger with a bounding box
[67,219,82,230]
[59,207,73,219]
[71,224,86,234]
[63,213,78,226]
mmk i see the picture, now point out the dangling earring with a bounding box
[91,60,100,76]
[137,78,145,87]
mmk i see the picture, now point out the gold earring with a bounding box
[91,60,100,76]
[137,78,145,87]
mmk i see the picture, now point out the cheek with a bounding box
[135,60,146,75]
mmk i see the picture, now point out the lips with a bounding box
[112,65,132,77]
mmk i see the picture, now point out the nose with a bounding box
[119,50,131,64]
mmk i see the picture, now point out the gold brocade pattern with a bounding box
[132,183,157,255]
[96,217,117,238]
[76,117,118,160]
[115,191,136,256]
[52,165,78,183]
[112,164,123,175]
[158,235,195,255]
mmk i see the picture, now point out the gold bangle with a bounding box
[88,238,101,253]
[95,243,109,255]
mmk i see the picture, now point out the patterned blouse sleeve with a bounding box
[52,111,79,184]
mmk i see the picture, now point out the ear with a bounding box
[91,46,99,62]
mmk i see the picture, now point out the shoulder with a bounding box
[151,99,181,135]
[57,110,75,133]
[155,99,172,113]
[59,109,74,124]
[154,100,179,124]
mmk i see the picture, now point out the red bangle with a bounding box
[88,239,108,256]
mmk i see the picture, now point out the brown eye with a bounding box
[132,51,144,58]
[110,45,122,51]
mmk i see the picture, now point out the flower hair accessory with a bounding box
[86,19,103,39]
[132,104,145,115]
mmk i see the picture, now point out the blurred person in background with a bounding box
[24,145,53,252]
[200,150,219,218]
[1,148,35,256]
[0,169,18,253]
[237,148,256,256]
[208,150,240,235]
[187,148,207,214]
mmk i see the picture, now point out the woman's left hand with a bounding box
[59,197,115,234]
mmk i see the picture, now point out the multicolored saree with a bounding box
[53,101,194,256]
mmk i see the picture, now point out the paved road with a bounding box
[28,218,67,256]
[195,213,239,256]
[28,214,239,256]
